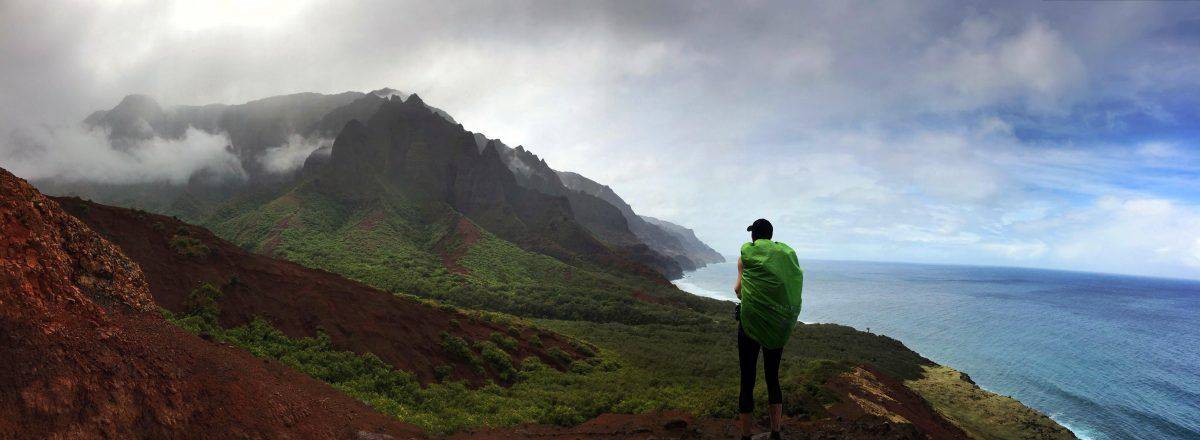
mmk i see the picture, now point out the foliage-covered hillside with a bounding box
[184,93,1075,439]
[32,91,1076,438]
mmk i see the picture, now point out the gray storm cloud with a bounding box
[2,0,1199,278]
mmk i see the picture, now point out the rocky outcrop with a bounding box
[471,136,685,278]
[640,215,725,266]
[0,167,423,439]
[558,171,725,271]
[315,94,661,278]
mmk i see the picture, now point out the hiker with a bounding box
[733,218,804,440]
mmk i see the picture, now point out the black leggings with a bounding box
[738,323,783,413]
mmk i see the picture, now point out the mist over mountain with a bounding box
[31,88,724,278]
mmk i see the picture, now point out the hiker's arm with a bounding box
[734,257,743,299]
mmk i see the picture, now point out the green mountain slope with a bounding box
[194,95,1074,439]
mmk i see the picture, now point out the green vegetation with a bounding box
[908,365,1075,440]
[169,234,210,257]
[203,184,725,327]
[474,340,515,381]
[194,179,1069,438]
[163,282,950,435]
[439,331,483,373]
[489,332,518,352]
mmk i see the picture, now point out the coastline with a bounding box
[671,266,1079,439]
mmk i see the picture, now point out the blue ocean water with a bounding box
[673,259,1200,440]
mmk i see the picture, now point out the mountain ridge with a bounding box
[1,162,1074,438]
[52,88,723,279]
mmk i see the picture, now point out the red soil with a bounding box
[451,407,942,440]
[0,167,423,439]
[824,365,970,440]
[433,216,483,275]
[56,197,586,386]
[4,166,972,439]
[451,365,969,439]
[357,210,387,230]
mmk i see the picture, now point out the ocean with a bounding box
[673,259,1200,439]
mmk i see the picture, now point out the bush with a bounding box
[434,364,454,382]
[440,332,483,373]
[490,332,518,352]
[475,340,515,380]
[569,339,597,357]
[182,283,222,331]
[569,360,593,374]
[547,347,572,365]
[169,234,210,257]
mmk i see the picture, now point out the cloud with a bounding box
[1049,197,1200,277]
[1,124,244,185]
[258,135,330,174]
[2,0,1200,278]
[918,18,1087,114]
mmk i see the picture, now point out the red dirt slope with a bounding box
[452,365,968,440]
[56,196,587,386]
[0,167,422,439]
[825,365,970,439]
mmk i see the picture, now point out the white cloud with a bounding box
[919,19,1087,113]
[2,0,1199,278]
[258,134,330,174]
[1,124,244,185]
[982,241,1049,259]
[1050,197,1200,276]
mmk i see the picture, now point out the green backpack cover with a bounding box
[738,239,804,349]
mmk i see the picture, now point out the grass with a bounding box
[906,365,1076,440]
[194,178,1072,439]
[204,183,724,327]
[163,283,867,434]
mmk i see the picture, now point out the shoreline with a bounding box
[670,269,1083,439]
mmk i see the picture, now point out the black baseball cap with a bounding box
[747,218,773,239]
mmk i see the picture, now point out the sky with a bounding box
[2,0,1200,279]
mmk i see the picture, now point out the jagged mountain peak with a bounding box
[370,87,406,99]
[114,93,163,112]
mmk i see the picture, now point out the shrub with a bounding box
[182,283,223,331]
[568,360,593,374]
[169,234,210,257]
[440,332,483,373]
[547,347,572,365]
[475,341,515,380]
[569,339,596,357]
[489,332,518,352]
[434,364,454,382]
[519,356,545,372]
[184,284,223,326]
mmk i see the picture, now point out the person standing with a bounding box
[733,218,804,440]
